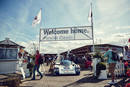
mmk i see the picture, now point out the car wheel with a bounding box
[53,71,59,76]
[52,72,56,76]
[76,72,80,75]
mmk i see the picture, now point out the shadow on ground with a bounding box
[104,77,130,87]
[63,73,105,87]
[64,74,130,87]
[21,78,41,83]
[45,73,80,77]
[20,86,32,87]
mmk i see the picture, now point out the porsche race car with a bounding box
[52,60,80,75]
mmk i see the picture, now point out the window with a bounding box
[0,48,18,59]
[0,49,6,59]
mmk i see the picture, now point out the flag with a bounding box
[32,8,42,27]
[88,4,93,23]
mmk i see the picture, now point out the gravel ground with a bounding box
[20,65,130,87]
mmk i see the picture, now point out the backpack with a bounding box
[111,51,119,61]
[38,54,43,64]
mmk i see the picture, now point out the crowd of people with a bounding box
[22,51,93,79]
[17,45,130,86]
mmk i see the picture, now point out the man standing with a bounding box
[104,47,117,85]
[31,50,43,80]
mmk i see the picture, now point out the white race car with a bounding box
[53,60,80,75]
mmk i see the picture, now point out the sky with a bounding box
[0,0,130,54]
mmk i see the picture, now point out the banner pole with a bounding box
[91,3,95,53]
[39,28,41,52]
[90,3,96,77]
[39,8,42,52]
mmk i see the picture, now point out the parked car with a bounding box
[52,60,80,75]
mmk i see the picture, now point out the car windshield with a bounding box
[61,60,71,66]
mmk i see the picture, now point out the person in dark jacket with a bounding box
[31,50,43,80]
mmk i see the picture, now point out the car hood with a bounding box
[54,64,74,69]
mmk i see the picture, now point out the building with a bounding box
[0,38,25,74]
[61,44,123,58]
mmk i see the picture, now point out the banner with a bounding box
[40,26,92,41]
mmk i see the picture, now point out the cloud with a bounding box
[93,0,130,45]
[28,40,92,54]
[95,0,129,27]
[115,26,130,30]
[18,7,29,24]
[1,0,130,54]
[61,0,90,23]
[96,0,127,17]
[113,32,130,38]
[102,32,130,45]
[43,0,91,27]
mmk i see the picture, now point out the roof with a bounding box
[61,44,123,54]
[73,44,123,50]
[0,38,25,48]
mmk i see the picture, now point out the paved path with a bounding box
[20,65,129,87]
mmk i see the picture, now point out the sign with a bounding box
[40,26,92,41]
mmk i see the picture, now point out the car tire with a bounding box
[76,72,80,75]
[53,71,59,76]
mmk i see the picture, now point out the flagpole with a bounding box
[91,3,95,53]
[39,28,41,52]
[39,8,42,52]
[90,2,96,77]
